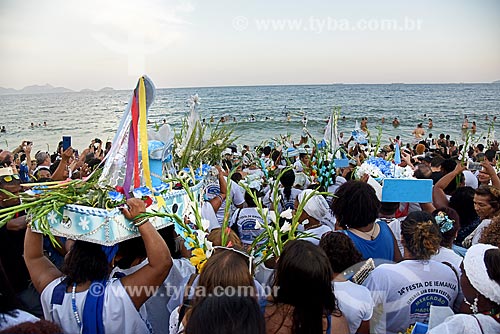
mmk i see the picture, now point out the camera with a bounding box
[467,161,483,171]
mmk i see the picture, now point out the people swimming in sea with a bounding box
[360,117,368,133]
[462,115,469,129]
[412,122,425,140]
[392,117,400,127]
[428,118,433,129]
[0,126,5,133]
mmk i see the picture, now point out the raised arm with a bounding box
[24,143,33,175]
[24,227,63,293]
[433,163,466,209]
[481,161,500,189]
[51,147,73,181]
[120,198,172,309]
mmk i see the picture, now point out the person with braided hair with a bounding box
[363,211,459,334]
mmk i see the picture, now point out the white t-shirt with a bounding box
[0,309,38,330]
[298,224,332,245]
[201,201,219,232]
[263,187,302,212]
[430,247,463,276]
[428,313,500,334]
[471,218,492,245]
[363,260,459,334]
[388,218,403,256]
[110,258,195,334]
[41,277,151,334]
[333,281,373,334]
[216,180,245,224]
[293,159,305,172]
[230,207,266,245]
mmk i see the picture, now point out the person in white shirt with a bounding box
[364,211,459,334]
[203,165,245,229]
[320,232,374,334]
[295,189,332,245]
[109,225,195,334]
[230,189,267,245]
[464,184,500,247]
[263,169,302,212]
[428,244,500,334]
[430,208,463,275]
[293,153,310,173]
[25,198,172,334]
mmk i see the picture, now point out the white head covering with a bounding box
[463,170,479,189]
[463,244,500,304]
[297,189,330,221]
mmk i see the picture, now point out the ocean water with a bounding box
[1,83,499,154]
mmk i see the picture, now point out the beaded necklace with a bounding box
[71,283,82,330]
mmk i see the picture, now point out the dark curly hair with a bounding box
[0,320,63,334]
[479,215,500,247]
[332,181,380,229]
[401,211,441,260]
[61,241,109,285]
[319,232,363,273]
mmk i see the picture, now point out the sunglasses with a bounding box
[0,174,20,183]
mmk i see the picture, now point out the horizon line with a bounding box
[1,80,499,93]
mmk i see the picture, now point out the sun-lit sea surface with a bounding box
[1,83,499,154]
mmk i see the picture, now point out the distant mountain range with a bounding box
[0,84,114,95]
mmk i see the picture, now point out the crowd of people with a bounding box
[1,117,500,334]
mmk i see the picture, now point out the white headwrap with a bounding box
[463,244,500,304]
[297,189,330,221]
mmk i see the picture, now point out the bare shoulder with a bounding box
[329,312,350,334]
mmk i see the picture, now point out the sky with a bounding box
[0,0,499,90]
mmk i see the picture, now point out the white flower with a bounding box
[215,140,223,145]
[254,220,262,230]
[280,209,293,220]
[205,240,214,258]
[356,163,382,179]
[301,218,309,226]
[188,213,196,224]
[47,211,58,225]
[273,230,279,243]
[269,210,277,224]
[78,217,90,231]
[196,230,207,246]
[201,218,210,231]
[280,222,291,233]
